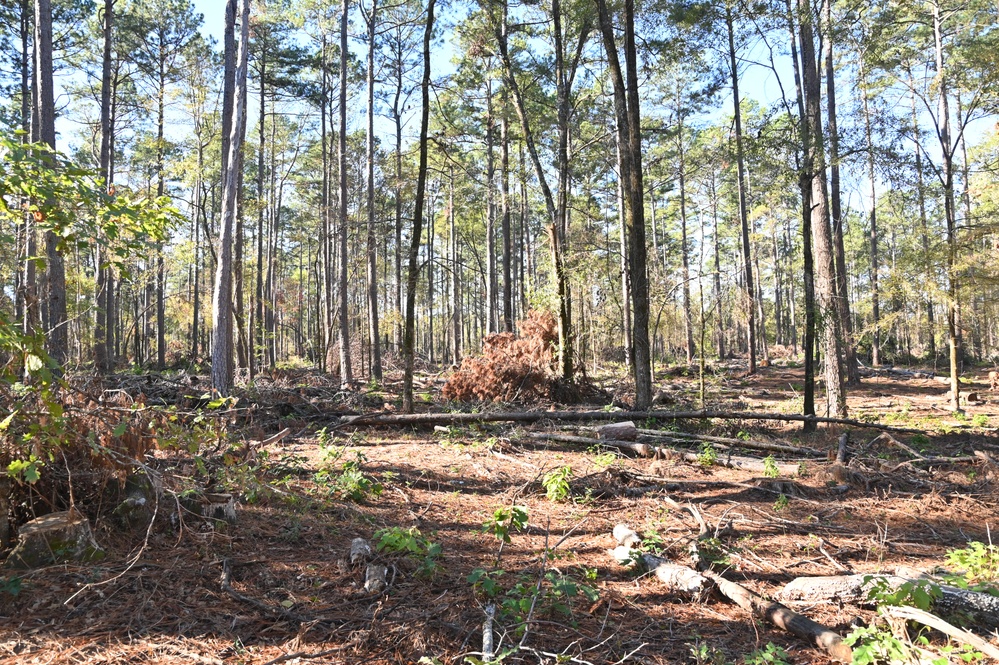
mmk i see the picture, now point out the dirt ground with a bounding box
[1,362,997,664]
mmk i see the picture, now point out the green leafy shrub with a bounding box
[483,505,529,543]
[375,526,441,577]
[542,466,572,502]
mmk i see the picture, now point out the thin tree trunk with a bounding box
[595,0,651,408]
[95,0,113,372]
[211,0,249,393]
[798,0,845,418]
[786,0,816,430]
[931,3,960,412]
[859,55,880,367]
[500,96,513,333]
[365,0,382,380]
[725,4,756,375]
[338,0,353,385]
[678,123,694,364]
[402,0,436,412]
[823,0,858,384]
[34,0,67,369]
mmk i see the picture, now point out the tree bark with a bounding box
[594,0,651,408]
[798,0,846,418]
[823,2,858,384]
[725,5,756,375]
[95,0,114,373]
[337,0,353,385]
[401,0,436,412]
[364,0,382,381]
[211,0,250,393]
[33,0,67,369]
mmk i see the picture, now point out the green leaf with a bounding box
[113,421,128,437]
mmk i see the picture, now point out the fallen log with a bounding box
[703,570,853,663]
[609,528,850,662]
[525,432,800,475]
[634,428,824,457]
[780,574,999,629]
[882,605,999,661]
[338,409,918,432]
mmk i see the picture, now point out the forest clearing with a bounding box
[1,359,998,665]
[3,0,999,662]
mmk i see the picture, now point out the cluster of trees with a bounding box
[1,0,997,414]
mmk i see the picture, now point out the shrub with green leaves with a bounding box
[483,505,529,543]
[375,526,442,577]
[945,541,999,588]
[542,466,573,502]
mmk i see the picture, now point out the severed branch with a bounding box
[525,432,801,476]
[881,605,999,661]
[338,409,920,432]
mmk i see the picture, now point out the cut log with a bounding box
[642,554,711,595]
[2,508,105,570]
[635,429,824,457]
[364,563,387,593]
[338,409,918,432]
[703,570,852,663]
[612,524,641,548]
[780,574,999,629]
[350,538,372,565]
[526,432,800,475]
[598,421,637,441]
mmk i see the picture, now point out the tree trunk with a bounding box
[493,0,575,383]
[211,0,249,393]
[155,39,167,370]
[594,0,651,408]
[365,0,382,380]
[859,55,881,367]
[500,98,513,333]
[725,5,756,375]
[338,0,353,385]
[678,124,694,365]
[798,0,845,418]
[402,0,436,413]
[449,168,461,363]
[786,0,816,430]
[34,0,67,369]
[823,2,858,384]
[95,0,114,373]
[485,79,497,334]
[931,4,960,412]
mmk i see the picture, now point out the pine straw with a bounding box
[2,366,998,664]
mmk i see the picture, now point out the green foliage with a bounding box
[865,576,942,611]
[972,414,989,428]
[541,466,573,502]
[314,447,382,502]
[944,541,999,588]
[772,494,789,511]
[762,455,780,478]
[0,576,22,596]
[587,445,618,470]
[0,132,178,486]
[375,526,441,577]
[845,623,915,665]
[697,443,718,468]
[689,639,730,665]
[744,643,790,665]
[468,567,505,597]
[483,505,529,543]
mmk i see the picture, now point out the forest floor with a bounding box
[1,360,998,664]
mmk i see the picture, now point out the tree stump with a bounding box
[2,509,104,570]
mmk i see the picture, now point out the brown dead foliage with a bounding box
[442,310,558,402]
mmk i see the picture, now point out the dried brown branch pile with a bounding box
[442,310,557,402]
